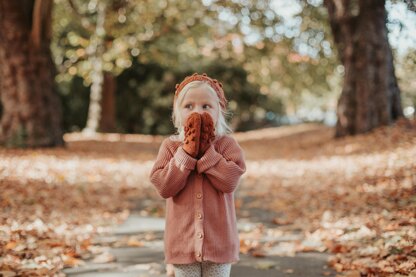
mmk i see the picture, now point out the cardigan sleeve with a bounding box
[196,136,246,193]
[149,138,197,199]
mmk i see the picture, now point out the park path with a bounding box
[63,199,334,277]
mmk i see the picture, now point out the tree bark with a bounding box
[83,1,106,135]
[99,71,116,132]
[0,1,64,147]
[324,0,403,137]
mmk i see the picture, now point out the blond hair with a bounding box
[171,81,232,141]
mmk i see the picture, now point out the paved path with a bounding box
[63,213,335,277]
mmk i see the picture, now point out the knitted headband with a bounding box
[174,73,228,109]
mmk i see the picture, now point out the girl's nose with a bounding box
[194,106,203,113]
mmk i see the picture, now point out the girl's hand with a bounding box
[197,112,216,158]
[183,112,201,158]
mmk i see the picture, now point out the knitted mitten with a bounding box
[197,112,216,158]
[183,112,201,158]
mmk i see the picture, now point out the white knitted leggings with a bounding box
[173,261,232,277]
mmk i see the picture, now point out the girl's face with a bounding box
[179,86,220,127]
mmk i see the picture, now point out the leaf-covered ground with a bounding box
[235,120,416,277]
[0,119,415,276]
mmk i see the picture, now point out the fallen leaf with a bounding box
[92,252,116,263]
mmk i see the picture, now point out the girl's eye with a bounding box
[203,104,211,109]
[185,104,192,109]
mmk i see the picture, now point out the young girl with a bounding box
[149,73,246,277]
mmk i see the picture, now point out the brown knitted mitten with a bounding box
[198,112,216,158]
[183,112,201,158]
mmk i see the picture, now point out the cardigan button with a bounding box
[196,252,202,258]
[196,212,203,219]
[196,193,202,199]
[197,232,203,239]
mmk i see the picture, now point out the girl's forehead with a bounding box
[183,87,217,102]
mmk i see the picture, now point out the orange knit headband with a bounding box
[174,73,228,109]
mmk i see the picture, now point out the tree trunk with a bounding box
[99,71,116,132]
[83,1,106,135]
[0,1,64,147]
[324,0,403,137]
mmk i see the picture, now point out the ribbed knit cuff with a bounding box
[196,144,222,174]
[174,146,197,170]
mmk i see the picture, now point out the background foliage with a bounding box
[51,0,415,135]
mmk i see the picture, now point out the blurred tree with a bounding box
[54,0,341,133]
[0,1,64,147]
[204,0,340,121]
[324,0,403,137]
[53,0,218,133]
[82,0,107,134]
[62,0,118,134]
[51,0,414,135]
[100,71,117,131]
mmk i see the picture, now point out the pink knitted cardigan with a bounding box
[149,134,246,264]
